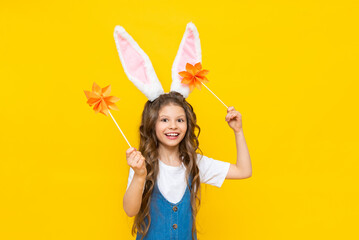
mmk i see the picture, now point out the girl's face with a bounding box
[155,104,187,149]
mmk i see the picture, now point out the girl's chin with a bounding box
[160,142,180,148]
[158,139,184,148]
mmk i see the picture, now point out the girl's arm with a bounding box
[123,173,146,217]
[123,148,147,217]
[225,107,252,179]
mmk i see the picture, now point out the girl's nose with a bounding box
[169,120,177,129]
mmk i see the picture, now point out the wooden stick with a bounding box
[108,111,132,148]
[200,82,228,109]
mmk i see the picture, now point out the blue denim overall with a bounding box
[136,175,197,240]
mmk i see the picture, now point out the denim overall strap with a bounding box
[136,174,197,240]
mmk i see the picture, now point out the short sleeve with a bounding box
[196,154,230,188]
[126,167,145,192]
[126,167,135,190]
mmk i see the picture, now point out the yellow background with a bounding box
[1,0,358,239]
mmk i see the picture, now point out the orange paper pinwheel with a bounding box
[84,82,120,116]
[179,62,228,109]
[179,62,209,91]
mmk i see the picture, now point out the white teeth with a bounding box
[165,133,179,136]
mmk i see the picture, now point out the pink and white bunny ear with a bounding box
[114,26,164,101]
[170,22,202,98]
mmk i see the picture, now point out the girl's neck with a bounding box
[157,144,181,166]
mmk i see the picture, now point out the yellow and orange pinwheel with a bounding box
[83,82,132,147]
[179,62,228,108]
[179,62,209,92]
[84,82,120,116]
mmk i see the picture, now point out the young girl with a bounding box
[123,92,251,240]
[113,23,252,240]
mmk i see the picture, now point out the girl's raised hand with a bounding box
[225,106,243,133]
[126,147,147,178]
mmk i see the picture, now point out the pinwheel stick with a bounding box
[200,81,228,109]
[108,111,132,148]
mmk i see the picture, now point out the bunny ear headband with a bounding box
[84,22,228,148]
[113,22,228,108]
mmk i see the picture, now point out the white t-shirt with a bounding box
[126,154,231,204]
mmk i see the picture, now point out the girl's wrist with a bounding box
[234,128,243,135]
[134,173,147,182]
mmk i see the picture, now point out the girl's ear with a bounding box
[114,26,164,101]
[170,22,202,98]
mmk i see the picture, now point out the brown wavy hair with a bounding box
[131,91,202,240]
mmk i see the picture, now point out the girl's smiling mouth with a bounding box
[165,132,180,139]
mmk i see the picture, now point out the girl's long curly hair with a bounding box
[131,91,202,240]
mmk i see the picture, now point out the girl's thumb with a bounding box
[126,147,136,154]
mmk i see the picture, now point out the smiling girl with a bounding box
[113,22,252,240]
[123,92,252,240]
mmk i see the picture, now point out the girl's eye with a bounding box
[160,118,185,122]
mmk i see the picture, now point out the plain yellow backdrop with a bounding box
[1,0,358,239]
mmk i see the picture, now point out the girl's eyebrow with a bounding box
[160,115,186,118]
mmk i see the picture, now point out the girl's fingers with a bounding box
[136,151,143,160]
[127,150,145,168]
[137,157,145,167]
[135,157,145,169]
[126,147,136,157]
[128,151,140,165]
[135,152,143,162]
[227,106,235,113]
[130,155,140,167]
[129,151,137,160]
[226,113,239,122]
[227,108,241,117]
[225,113,233,121]
[140,158,146,168]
